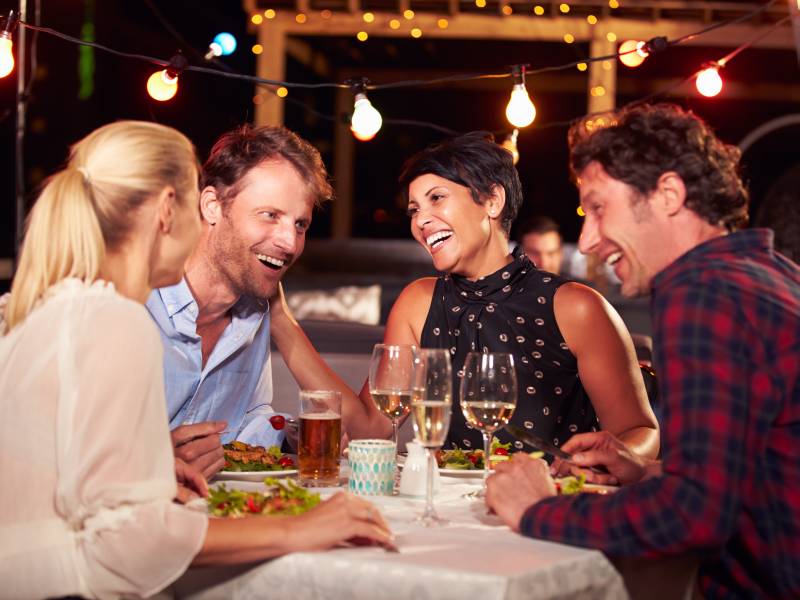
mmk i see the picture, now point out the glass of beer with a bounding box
[368,344,418,449]
[460,352,517,498]
[411,348,452,526]
[298,390,342,487]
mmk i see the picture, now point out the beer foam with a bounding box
[300,411,341,419]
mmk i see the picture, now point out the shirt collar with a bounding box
[651,228,774,291]
[158,277,196,318]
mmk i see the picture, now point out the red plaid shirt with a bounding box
[519,230,800,599]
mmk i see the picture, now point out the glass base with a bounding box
[414,509,449,527]
[463,487,486,500]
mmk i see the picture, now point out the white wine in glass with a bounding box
[411,348,452,526]
[369,344,418,448]
[460,352,517,498]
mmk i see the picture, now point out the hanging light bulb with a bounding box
[696,64,723,97]
[0,10,18,79]
[500,129,520,165]
[618,39,648,68]
[350,93,382,141]
[505,65,536,128]
[147,53,188,102]
[347,78,382,141]
[205,32,237,59]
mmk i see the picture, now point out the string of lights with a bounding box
[0,1,791,145]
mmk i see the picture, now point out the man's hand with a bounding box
[171,421,227,479]
[485,454,557,531]
[174,457,208,504]
[553,431,651,486]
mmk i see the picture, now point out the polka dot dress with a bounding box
[420,246,598,452]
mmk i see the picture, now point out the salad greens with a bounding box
[208,478,321,518]
[436,437,513,470]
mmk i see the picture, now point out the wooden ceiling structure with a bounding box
[241,0,796,237]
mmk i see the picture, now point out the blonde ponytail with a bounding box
[5,120,198,330]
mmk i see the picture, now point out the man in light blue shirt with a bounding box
[146,124,340,478]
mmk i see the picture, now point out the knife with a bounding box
[505,424,610,475]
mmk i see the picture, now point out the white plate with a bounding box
[215,469,298,482]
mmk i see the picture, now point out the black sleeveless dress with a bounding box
[420,247,599,452]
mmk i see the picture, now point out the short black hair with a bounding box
[569,103,748,231]
[516,215,561,241]
[398,131,523,235]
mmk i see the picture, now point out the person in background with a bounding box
[0,121,393,599]
[352,132,658,461]
[148,125,389,479]
[486,103,799,599]
[516,215,564,274]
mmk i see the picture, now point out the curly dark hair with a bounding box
[398,131,523,235]
[569,104,748,231]
[202,124,332,209]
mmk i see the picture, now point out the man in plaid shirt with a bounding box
[486,104,799,599]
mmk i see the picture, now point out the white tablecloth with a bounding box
[168,476,628,600]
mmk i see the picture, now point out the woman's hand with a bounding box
[174,457,209,504]
[284,492,396,552]
[552,431,651,486]
[485,454,557,531]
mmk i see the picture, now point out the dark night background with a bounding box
[1,0,799,266]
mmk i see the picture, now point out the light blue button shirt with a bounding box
[146,279,286,448]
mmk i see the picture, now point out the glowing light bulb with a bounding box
[0,34,13,78]
[147,69,179,102]
[213,33,237,56]
[618,39,648,68]
[505,83,536,128]
[696,66,723,97]
[350,93,382,141]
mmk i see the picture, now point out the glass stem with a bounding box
[482,431,492,494]
[391,418,399,448]
[425,448,436,516]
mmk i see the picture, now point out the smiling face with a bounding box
[577,161,675,298]
[208,159,313,299]
[407,173,505,277]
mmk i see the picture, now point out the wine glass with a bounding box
[410,348,452,526]
[460,352,517,498]
[369,344,417,448]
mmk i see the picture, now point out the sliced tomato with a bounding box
[278,456,294,468]
[493,448,509,456]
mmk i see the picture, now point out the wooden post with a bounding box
[254,22,286,125]
[332,87,355,239]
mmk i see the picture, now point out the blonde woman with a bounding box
[0,121,392,600]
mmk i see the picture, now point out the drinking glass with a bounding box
[411,348,452,526]
[460,352,517,498]
[369,344,418,448]
[298,390,342,487]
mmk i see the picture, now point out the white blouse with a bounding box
[0,279,208,599]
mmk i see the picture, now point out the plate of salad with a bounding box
[431,438,519,476]
[216,441,297,481]
[208,478,320,518]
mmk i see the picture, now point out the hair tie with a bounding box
[76,166,91,184]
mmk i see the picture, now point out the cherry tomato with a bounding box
[269,415,286,430]
[494,447,509,456]
[468,453,479,464]
[278,456,294,468]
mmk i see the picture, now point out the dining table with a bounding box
[163,465,630,600]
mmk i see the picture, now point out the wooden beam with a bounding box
[286,37,332,79]
[259,12,795,50]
